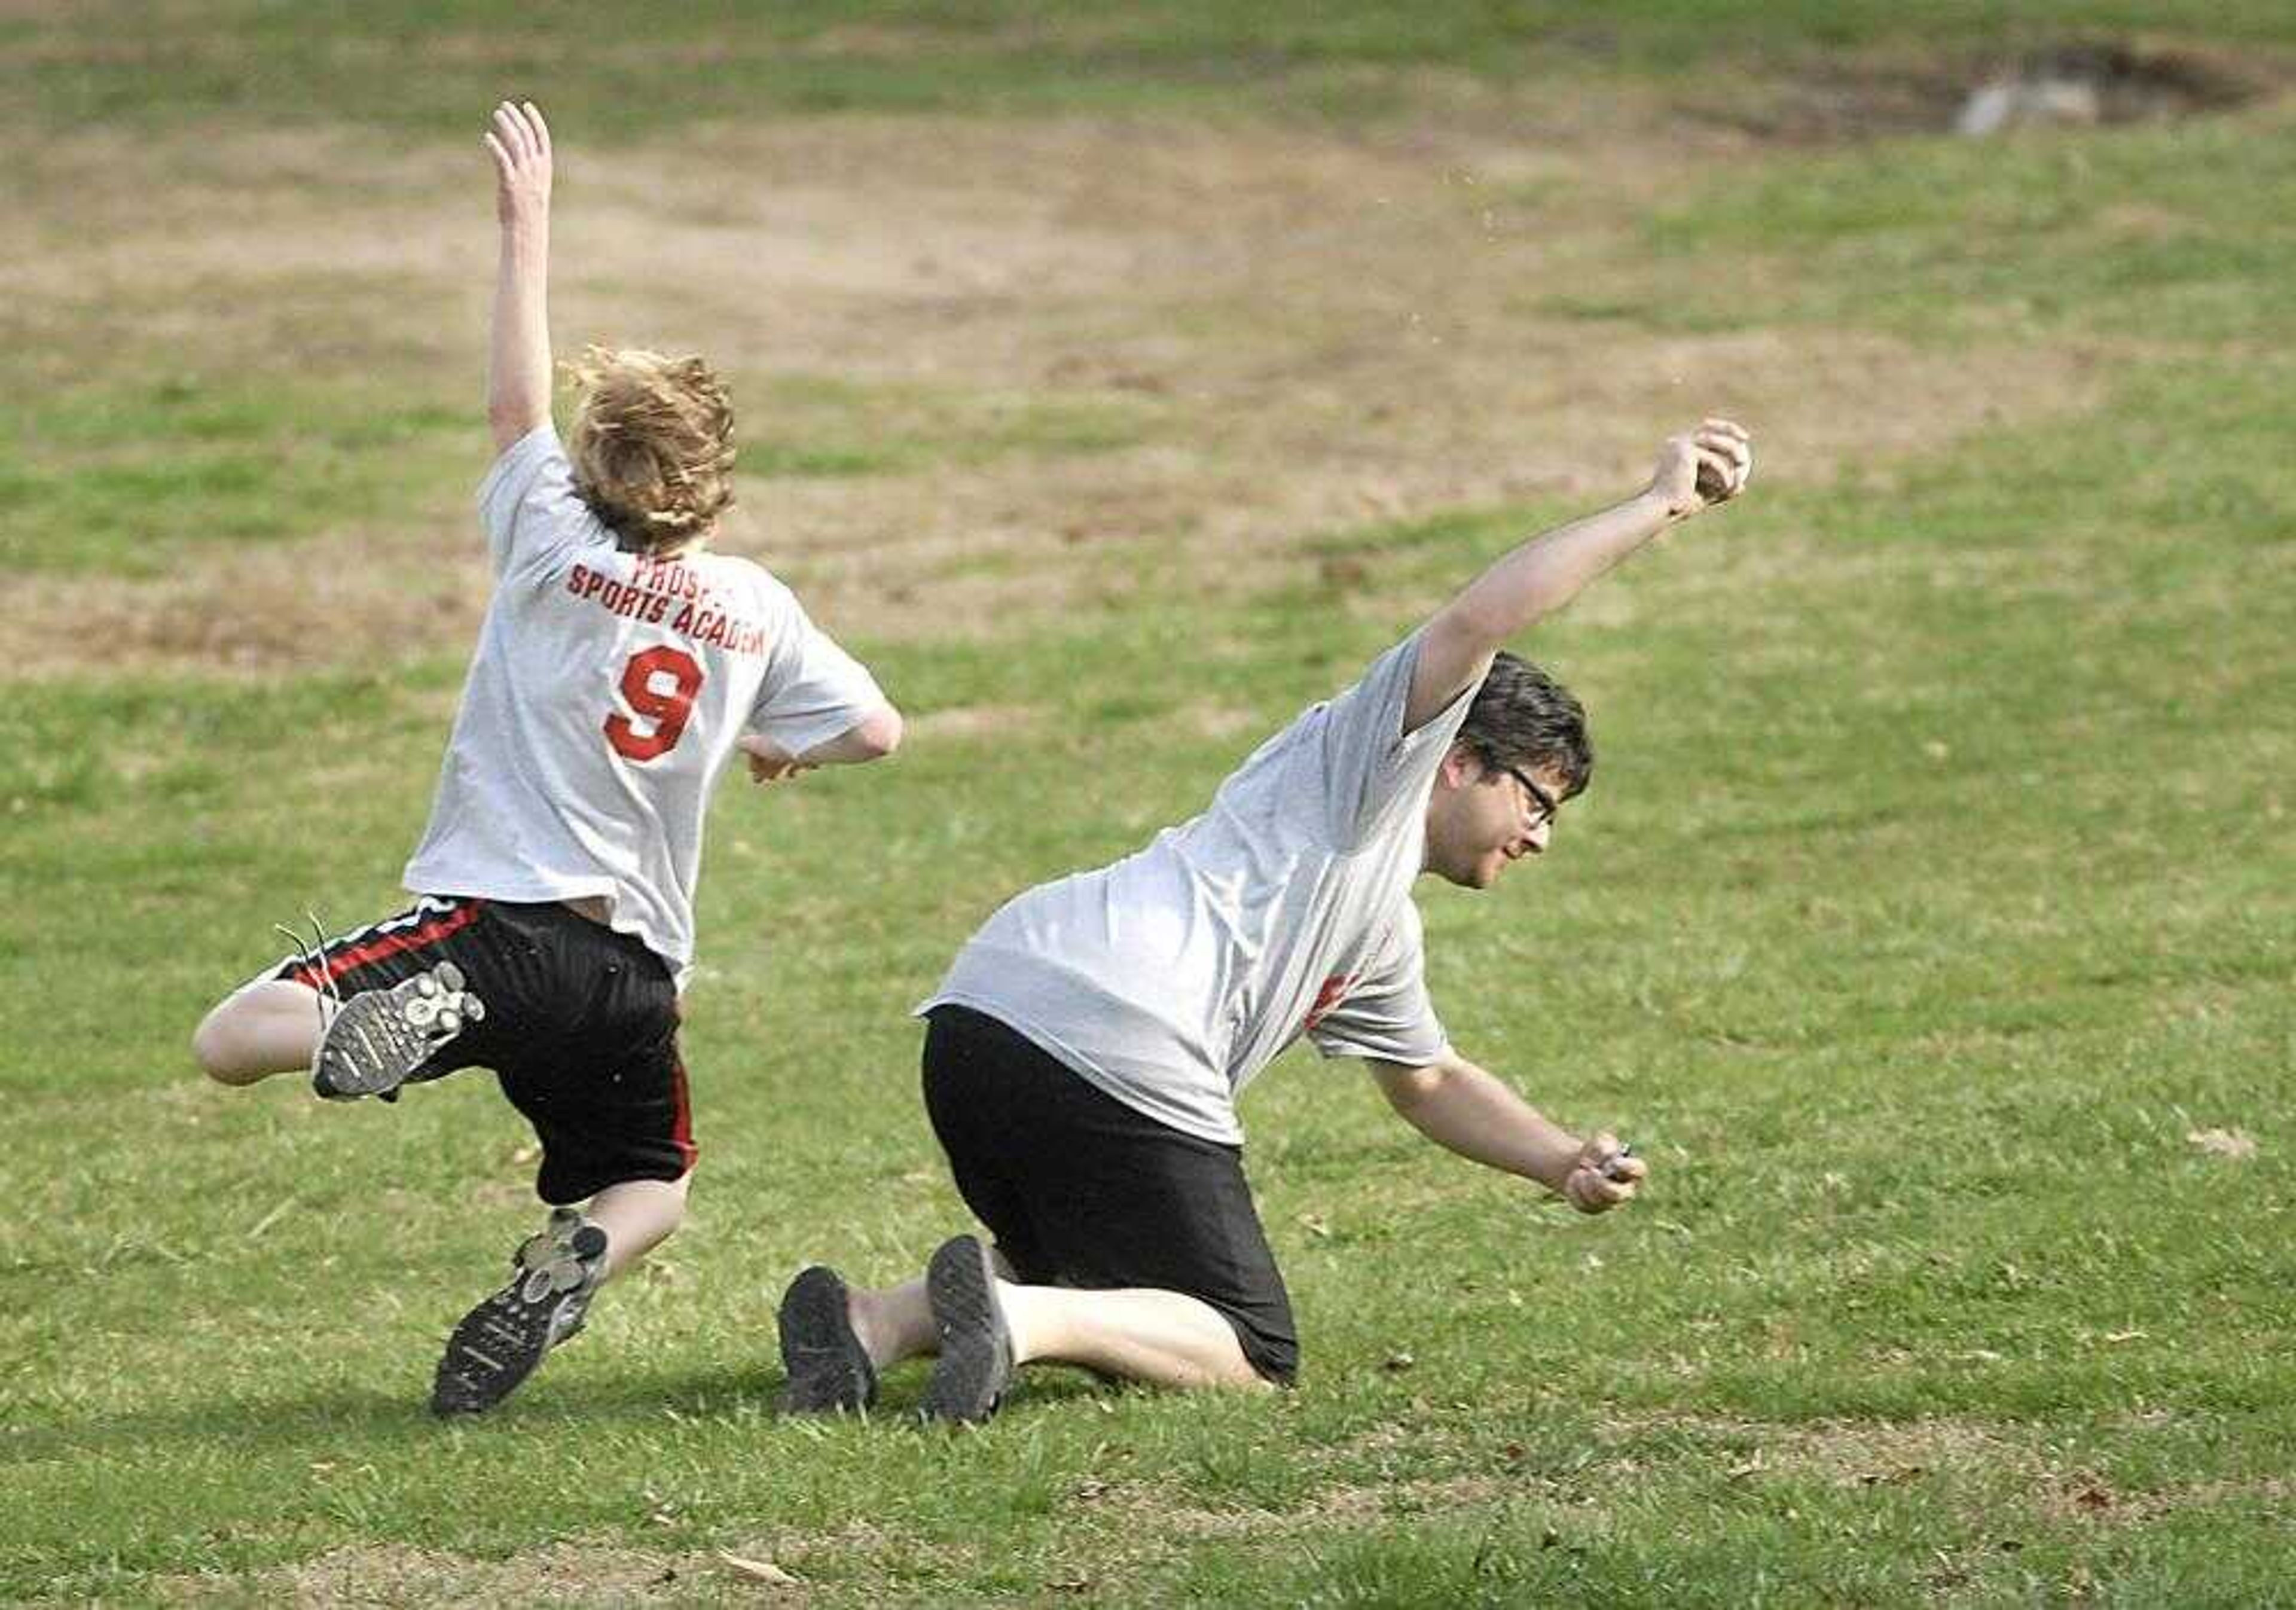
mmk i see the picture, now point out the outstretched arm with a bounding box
[484,100,555,452]
[1370,1052,1647,1213]
[1402,419,1752,731]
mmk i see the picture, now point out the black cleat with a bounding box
[313,962,485,1101]
[776,1265,878,1416]
[920,1234,1012,1425]
[430,1209,606,1417]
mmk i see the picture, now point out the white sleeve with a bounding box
[747,596,887,755]
[1313,629,1476,848]
[477,426,607,584]
[1307,904,1451,1067]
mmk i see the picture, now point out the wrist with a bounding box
[1526,1137,1580,1194]
[1631,485,1686,526]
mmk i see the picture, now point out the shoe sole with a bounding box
[777,1266,878,1416]
[431,1283,558,1416]
[920,1235,1011,1425]
[430,1219,606,1416]
[313,963,484,1100]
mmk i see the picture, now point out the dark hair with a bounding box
[1455,651,1593,797]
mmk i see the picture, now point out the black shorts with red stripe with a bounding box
[272,897,692,1205]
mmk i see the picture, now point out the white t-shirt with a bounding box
[922,631,1471,1144]
[402,426,886,983]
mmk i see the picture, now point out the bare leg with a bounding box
[1000,1283,1268,1390]
[847,1241,1021,1369]
[848,1276,938,1368]
[191,980,330,1085]
[845,1267,1266,1391]
[585,1174,689,1282]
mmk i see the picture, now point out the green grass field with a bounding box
[3,5,2292,1605]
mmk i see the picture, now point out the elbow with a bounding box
[1376,1060,1448,1118]
[1433,597,1532,655]
[849,704,903,761]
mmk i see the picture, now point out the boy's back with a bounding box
[406,425,881,978]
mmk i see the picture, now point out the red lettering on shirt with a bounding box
[561,564,769,658]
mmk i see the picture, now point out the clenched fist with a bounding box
[1561,1131,1647,1215]
[1648,418,1752,519]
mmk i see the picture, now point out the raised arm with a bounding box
[1370,1052,1647,1213]
[483,100,555,452]
[1403,419,1752,731]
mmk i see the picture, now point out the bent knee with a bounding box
[191,1010,261,1085]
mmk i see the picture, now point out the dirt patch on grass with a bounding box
[11,103,2116,678]
[1078,1471,1523,1544]
[1786,1417,2031,1487]
[148,1524,984,1606]
[152,1541,692,1607]
[901,703,1043,742]
[1598,1409,2040,1488]
[1692,40,2284,144]
[2035,1472,2296,1527]
[18,519,488,676]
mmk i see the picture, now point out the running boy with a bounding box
[778,419,1750,1420]
[193,102,901,1415]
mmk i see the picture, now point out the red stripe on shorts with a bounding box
[669,1051,697,1171]
[289,901,486,990]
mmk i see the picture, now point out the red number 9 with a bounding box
[605,645,704,761]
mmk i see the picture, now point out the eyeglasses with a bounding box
[1500,765,1559,831]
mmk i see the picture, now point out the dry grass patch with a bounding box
[2035,1472,2296,1528]
[900,704,1043,742]
[151,1541,691,1608]
[1080,1470,1523,1545]
[144,1520,990,1607]
[10,108,2112,678]
[13,519,486,678]
[1689,39,2284,145]
[1598,1409,2041,1489]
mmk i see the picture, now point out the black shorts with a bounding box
[920,1004,1298,1385]
[268,897,693,1205]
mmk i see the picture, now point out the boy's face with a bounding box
[1422,747,1567,890]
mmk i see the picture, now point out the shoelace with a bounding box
[272,910,345,1035]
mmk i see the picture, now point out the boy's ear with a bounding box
[1436,743,1474,789]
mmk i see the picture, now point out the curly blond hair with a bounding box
[565,347,735,553]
